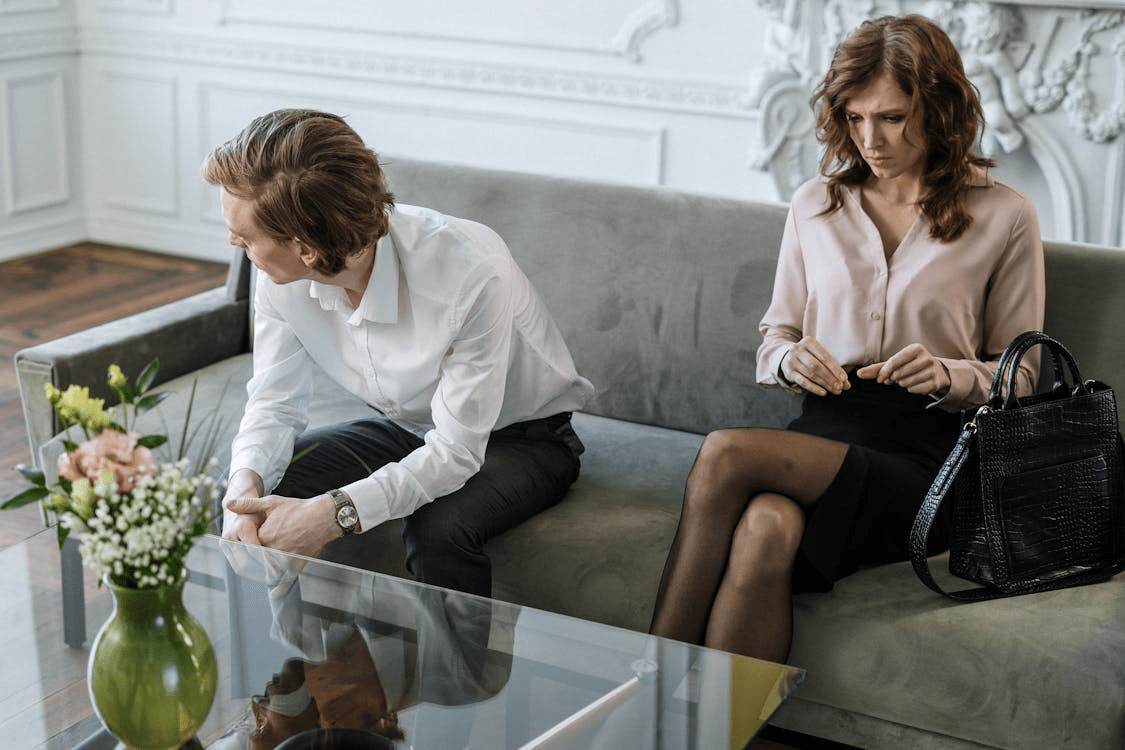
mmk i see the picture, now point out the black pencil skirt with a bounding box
[786,371,962,593]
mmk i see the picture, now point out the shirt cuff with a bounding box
[770,347,802,394]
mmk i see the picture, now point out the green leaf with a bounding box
[62,439,78,452]
[135,391,171,413]
[136,358,160,393]
[55,522,69,549]
[1,486,49,509]
[15,464,45,487]
[178,378,199,461]
[57,476,72,494]
[137,434,168,449]
[290,442,320,464]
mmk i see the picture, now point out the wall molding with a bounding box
[0,215,85,263]
[198,80,669,194]
[80,26,751,118]
[1,70,70,213]
[214,0,679,63]
[611,0,679,61]
[96,70,179,216]
[0,0,62,13]
[0,27,77,61]
[96,0,173,13]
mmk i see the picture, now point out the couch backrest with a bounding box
[227,157,1125,434]
[1041,241,1125,417]
[382,156,800,435]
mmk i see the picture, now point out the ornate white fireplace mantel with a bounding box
[747,0,1125,247]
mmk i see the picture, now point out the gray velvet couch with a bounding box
[16,157,1125,750]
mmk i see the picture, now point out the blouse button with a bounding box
[870,312,882,321]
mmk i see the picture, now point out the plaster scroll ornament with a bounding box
[924,1,1032,156]
[1019,9,1125,143]
[745,0,814,105]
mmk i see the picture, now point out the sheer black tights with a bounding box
[649,428,849,663]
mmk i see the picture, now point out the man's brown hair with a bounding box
[202,109,395,275]
[810,15,993,242]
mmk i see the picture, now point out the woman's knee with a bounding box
[727,494,804,581]
[689,428,771,490]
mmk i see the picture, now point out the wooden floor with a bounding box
[0,243,813,750]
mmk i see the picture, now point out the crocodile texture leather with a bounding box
[910,331,1125,600]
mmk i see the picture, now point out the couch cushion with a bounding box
[780,557,1125,749]
[486,412,699,631]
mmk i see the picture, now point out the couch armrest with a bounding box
[15,286,250,463]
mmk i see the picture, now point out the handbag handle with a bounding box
[987,331,1086,411]
[989,330,1067,409]
[991,331,1051,398]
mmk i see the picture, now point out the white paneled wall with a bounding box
[0,1,82,258]
[1,1,1123,263]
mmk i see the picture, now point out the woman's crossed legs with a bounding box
[649,427,849,663]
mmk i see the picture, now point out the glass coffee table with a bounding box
[8,530,804,749]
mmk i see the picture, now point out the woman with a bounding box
[649,15,1044,663]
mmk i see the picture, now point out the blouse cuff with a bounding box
[771,348,802,394]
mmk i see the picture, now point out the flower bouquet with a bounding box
[3,360,224,749]
[3,359,220,587]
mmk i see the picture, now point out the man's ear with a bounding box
[295,240,318,268]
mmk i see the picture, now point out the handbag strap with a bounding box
[908,421,1002,601]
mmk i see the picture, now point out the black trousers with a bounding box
[273,413,584,598]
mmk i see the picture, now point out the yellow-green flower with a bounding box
[54,385,110,432]
[71,479,97,520]
[44,491,74,515]
[107,364,127,390]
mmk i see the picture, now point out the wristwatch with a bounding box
[328,489,359,534]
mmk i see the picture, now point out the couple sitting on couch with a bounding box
[214,15,1044,666]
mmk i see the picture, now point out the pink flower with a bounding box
[58,430,157,494]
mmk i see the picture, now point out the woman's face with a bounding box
[844,70,927,183]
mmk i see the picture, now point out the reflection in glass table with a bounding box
[38,533,804,749]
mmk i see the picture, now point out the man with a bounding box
[207,109,594,597]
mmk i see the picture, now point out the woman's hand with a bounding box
[780,336,850,396]
[855,343,951,397]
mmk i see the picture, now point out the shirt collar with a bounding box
[307,232,400,325]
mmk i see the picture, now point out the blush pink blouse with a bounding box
[756,171,1045,410]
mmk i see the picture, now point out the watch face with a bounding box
[337,504,359,530]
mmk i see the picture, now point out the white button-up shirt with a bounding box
[229,204,595,529]
[757,172,1045,409]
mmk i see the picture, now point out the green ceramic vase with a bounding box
[88,575,218,750]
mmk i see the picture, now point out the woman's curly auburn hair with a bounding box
[201,109,395,276]
[810,15,993,242]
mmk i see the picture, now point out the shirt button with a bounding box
[870,312,882,321]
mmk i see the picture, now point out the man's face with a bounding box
[221,188,312,284]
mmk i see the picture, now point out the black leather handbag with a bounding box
[910,331,1125,601]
